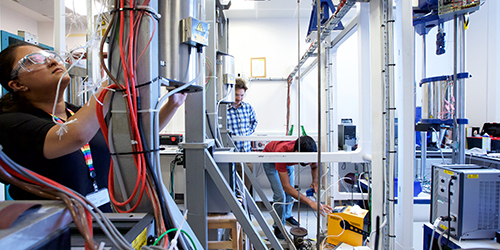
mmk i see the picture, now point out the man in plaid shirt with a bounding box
[227,78,258,152]
[227,78,257,194]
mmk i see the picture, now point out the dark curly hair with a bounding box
[0,41,44,113]
[293,135,317,152]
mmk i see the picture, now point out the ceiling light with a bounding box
[229,0,256,10]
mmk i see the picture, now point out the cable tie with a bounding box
[131,140,138,145]
[109,148,162,156]
[136,77,159,88]
[110,110,128,114]
[110,7,161,21]
[388,234,396,238]
[55,119,78,140]
[102,86,117,92]
[137,109,160,113]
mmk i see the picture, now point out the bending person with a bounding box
[263,135,333,239]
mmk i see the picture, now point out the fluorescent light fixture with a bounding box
[229,0,256,10]
[65,0,105,16]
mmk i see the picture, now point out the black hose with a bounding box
[374,216,380,250]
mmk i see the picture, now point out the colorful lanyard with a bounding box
[51,108,98,192]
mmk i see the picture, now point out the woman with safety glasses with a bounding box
[0,42,186,210]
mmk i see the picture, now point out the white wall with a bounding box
[38,22,54,46]
[335,33,360,127]
[227,17,361,136]
[228,18,313,135]
[1,6,38,40]
[0,5,89,50]
[466,0,500,127]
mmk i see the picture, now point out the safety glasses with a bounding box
[10,50,65,79]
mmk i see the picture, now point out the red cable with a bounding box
[96,86,146,213]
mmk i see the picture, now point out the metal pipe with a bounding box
[297,0,302,227]
[421,33,427,179]
[287,0,356,83]
[385,1,396,249]
[316,0,322,247]
[457,15,466,163]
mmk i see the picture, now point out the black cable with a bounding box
[374,216,380,250]
[170,158,176,197]
[137,103,185,250]
[205,110,221,148]
[445,176,456,249]
[170,153,183,198]
[110,7,161,21]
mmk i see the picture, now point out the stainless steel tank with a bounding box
[158,0,202,86]
[420,75,453,120]
[216,52,235,103]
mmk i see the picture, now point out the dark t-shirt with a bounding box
[0,103,111,211]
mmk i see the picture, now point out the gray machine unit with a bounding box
[0,201,73,250]
[431,164,500,240]
[338,121,356,150]
[216,52,236,103]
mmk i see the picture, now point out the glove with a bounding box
[306,188,315,197]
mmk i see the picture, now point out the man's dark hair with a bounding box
[293,135,317,152]
[235,78,248,91]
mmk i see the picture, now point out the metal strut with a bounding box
[287,0,356,84]
[205,151,284,250]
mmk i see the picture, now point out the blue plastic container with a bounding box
[394,178,422,197]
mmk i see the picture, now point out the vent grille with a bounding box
[478,181,500,230]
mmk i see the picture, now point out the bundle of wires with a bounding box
[96,0,196,249]
[95,0,172,248]
[0,147,136,250]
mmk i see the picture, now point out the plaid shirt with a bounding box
[227,102,258,152]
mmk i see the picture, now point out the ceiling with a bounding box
[223,0,316,19]
[0,0,352,22]
[0,0,54,22]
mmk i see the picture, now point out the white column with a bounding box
[53,0,65,55]
[370,0,385,249]
[358,2,371,164]
[395,0,415,249]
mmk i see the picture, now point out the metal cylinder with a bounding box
[158,0,201,85]
[421,73,469,120]
[216,52,235,103]
[421,76,449,119]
